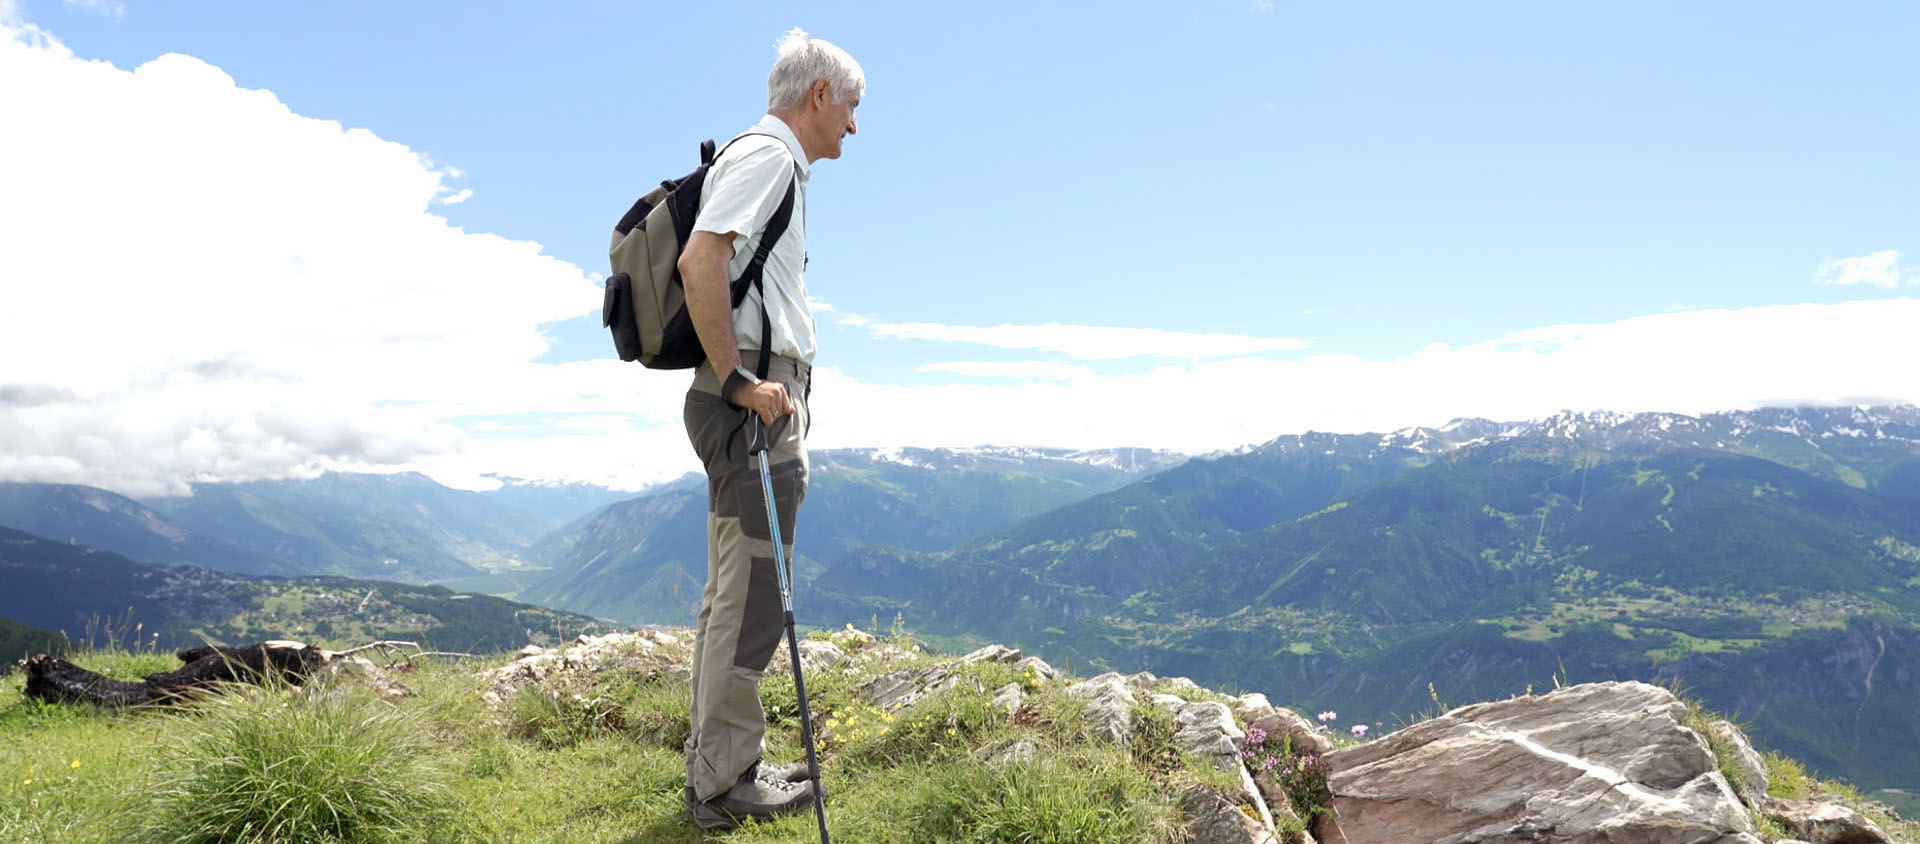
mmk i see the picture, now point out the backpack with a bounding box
[602,134,797,373]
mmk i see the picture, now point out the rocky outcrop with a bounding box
[467,631,1911,844]
[1315,682,1762,844]
[477,630,687,704]
[1768,799,1892,844]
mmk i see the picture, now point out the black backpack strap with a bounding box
[737,176,796,379]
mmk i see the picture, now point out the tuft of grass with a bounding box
[1764,750,1812,800]
[505,683,625,748]
[905,751,1180,844]
[130,679,451,844]
[1678,700,1753,803]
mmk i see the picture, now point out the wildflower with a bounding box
[1318,710,1336,722]
[1246,726,1267,746]
[1350,724,1368,738]
[70,760,81,769]
[21,777,31,786]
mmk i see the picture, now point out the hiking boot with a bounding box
[749,758,815,784]
[685,778,814,830]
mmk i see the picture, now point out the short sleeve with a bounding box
[693,140,792,241]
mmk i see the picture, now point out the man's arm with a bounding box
[678,231,794,424]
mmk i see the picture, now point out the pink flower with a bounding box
[1318,711,1337,722]
[1351,724,1369,738]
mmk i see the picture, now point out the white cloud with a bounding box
[0,21,612,496]
[437,188,474,205]
[919,361,1096,380]
[1815,250,1903,288]
[4,17,1918,500]
[868,321,1309,360]
[805,299,1920,455]
[62,0,123,18]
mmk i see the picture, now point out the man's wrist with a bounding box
[721,365,760,408]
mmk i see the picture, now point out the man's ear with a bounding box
[812,78,832,108]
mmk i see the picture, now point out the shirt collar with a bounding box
[753,113,811,182]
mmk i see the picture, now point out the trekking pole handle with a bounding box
[749,413,770,456]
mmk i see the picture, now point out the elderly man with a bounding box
[675,28,863,831]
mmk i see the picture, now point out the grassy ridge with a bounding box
[8,635,1914,843]
[0,634,1239,844]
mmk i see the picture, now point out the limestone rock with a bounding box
[1064,672,1136,745]
[960,644,1021,665]
[988,737,1037,768]
[1251,708,1334,757]
[859,663,960,712]
[991,682,1025,715]
[1012,656,1062,684]
[477,630,684,704]
[1316,681,1756,844]
[1151,692,1189,711]
[324,654,412,701]
[1233,692,1277,724]
[1708,719,1769,806]
[1182,786,1283,844]
[1173,700,1246,771]
[1768,798,1892,844]
[798,639,846,673]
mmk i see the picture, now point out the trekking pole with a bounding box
[749,414,831,844]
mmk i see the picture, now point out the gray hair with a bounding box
[767,28,865,110]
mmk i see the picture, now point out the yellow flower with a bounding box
[70,760,81,769]
[22,778,31,785]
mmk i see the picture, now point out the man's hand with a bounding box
[731,378,795,426]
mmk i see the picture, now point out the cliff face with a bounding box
[478,630,1913,844]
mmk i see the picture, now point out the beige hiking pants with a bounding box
[682,356,810,802]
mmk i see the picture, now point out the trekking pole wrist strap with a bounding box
[723,365,761,408]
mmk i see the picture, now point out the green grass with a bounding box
[0,636,1232,844]
[9,636,1915,844]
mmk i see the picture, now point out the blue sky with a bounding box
[2,0,1916,495]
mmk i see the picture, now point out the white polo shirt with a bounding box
[693,114,814,364]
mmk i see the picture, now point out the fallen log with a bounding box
[21,641,324,707]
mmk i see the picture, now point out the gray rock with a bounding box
[859,663,959,712]
[1151,692,1189,712]
[1233,692,1277,725]
[1769,798,1892,843]
[765,638,847,675]
[1174,700,1246,771]
[476,630,684,704]
[988,737,1037,768]
[1012,656,1061,683]
[1125,670,1161,690]
[960,644,1021,664]
[1708,719,1769,806]
[1316,681,1757,844]
[1251,708,1334,757]
[324,654,413,701]
[1064,672,1136,746]
[991,682,1025,715]
[1181,786,1283,844]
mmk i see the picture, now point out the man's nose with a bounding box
[846,114,857,135]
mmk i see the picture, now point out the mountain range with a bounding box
[804,406,1920,791]
[0,524,600,654]
[2,406,1917,792]
[510,446,1188,624]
